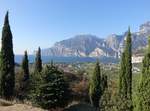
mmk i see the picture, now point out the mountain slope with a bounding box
[41,21,150,58]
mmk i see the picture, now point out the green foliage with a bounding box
[28,71,42,103]
[28,47,43,103]
[101,74,108,91]
[22,51,29,80]
[100,88,115,111]
[118,28,133,111]
[125,28,132,99]
[89,60,102,108]
[119,52,127,96]
[16,51,30,100]
[136,36,150,111]
[35,47,42,72]
[100,75,115,111]
[116,95,133,111]
[0,12,15,100]
[37,64,70,109]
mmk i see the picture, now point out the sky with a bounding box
[0,0,150,54]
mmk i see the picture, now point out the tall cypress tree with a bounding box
[137,36,150,111]
[35,47,42,72]
[89,60,102,109]
[125,28,132,99]
[0,12,15,99]
[22,51,29,81]
[118,28,132,111]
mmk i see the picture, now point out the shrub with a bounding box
[71,79,89,102]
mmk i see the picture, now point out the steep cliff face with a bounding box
[41,21,150,58]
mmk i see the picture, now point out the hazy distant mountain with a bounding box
[41,21,150,58]
[41,35,116,57]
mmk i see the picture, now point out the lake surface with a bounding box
[15,55,119,64]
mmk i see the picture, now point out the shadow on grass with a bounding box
[64,103,96,111]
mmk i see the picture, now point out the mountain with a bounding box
[41,35,116,57]
[41,21,150,58]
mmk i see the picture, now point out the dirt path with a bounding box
[0,104,45,111]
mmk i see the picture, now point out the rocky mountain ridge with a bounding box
[41,21,150,58]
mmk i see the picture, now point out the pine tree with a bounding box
[35,47,42,72]
[137,36,150,111]
[0,12,15,99]
[89,60,102,109]
[118,28,132,111]
[38,64,69,109]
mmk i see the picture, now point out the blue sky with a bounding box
[0,0,150,54]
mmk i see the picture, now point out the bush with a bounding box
[15,68,31,101]
[71,79,89,102]
[115,94,133,111]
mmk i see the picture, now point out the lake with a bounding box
[15,55,119,64]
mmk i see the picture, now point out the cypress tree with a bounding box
[89,60,102,109]
[125,28,132,99]
[119,52,127,96]
[18,51,30,100]
[35,47,42,72]
[0,12,15,99]
[118,28,132,111]
[21,51,29,81]
[137,36,150,111]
